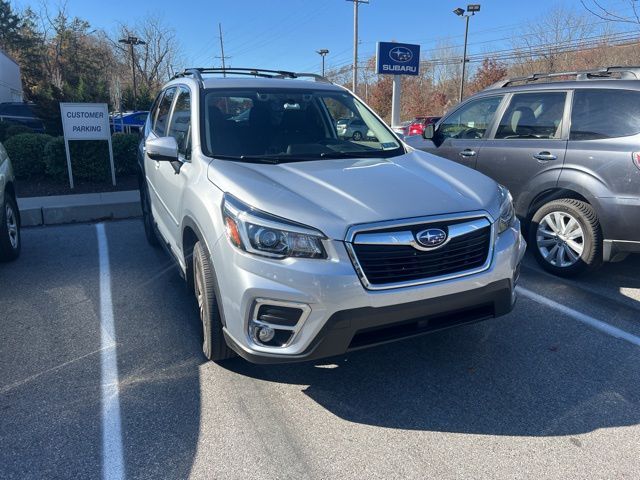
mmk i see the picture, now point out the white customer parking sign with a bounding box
[60,103,115,188]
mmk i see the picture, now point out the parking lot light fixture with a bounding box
[316,49,330,76]
[453,4,480,102]
[119,35,147,110]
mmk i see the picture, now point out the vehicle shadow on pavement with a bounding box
[521,252,640,313]
[224,306,640,437]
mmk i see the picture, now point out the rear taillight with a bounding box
[634,152,640,171]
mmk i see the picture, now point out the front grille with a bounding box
[352,221,491,286]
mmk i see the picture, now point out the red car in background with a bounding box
[407,115,441,136]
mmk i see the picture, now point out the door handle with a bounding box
[533,151,557,162]
[459,149,477,158]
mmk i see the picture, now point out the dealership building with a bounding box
[0,48,23,103]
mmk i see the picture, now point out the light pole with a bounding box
[316,49,329,76]
[118,35,146,110]
[454,4,480,102]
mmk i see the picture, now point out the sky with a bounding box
[16,0,635,75]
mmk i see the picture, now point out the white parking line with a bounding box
[97,223,125,480]
[516,286,640,348]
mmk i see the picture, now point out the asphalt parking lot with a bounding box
[1,219,639,480]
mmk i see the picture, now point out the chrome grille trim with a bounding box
[345,211,496,291]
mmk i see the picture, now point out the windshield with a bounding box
[202,88,403,161]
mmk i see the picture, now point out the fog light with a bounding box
[257,326,275,343]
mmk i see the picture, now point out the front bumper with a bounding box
[212,221,526,364]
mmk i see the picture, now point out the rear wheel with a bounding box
[193,241,236,362]
[352,130,363,141]
[529,199,602,277]
[0,193,20,262]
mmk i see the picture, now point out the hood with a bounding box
[207,150,501,240]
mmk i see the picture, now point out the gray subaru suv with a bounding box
[407,66,640,277]
[139,68,525,363]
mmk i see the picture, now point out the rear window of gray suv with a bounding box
[570,89,640,140]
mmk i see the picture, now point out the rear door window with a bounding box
[570,89,640,140]
[495,92,567,139]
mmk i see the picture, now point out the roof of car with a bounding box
[167,68,345,93]
[478,79,640,96]
[180,76,345,92]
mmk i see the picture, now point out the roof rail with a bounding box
[487,66,640,89]
[170,67,332,84]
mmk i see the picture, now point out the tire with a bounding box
[352,131,363,141]
[0,192,21,262]
[529,199,602,277]
[192,241,236,362]
[139,173,160,248]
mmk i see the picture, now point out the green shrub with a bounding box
[3,133,52,179]
[112,133,139,176]
[43,136,67,181]
[5,124,33,139]
[69,140,111,182]
[0,120,14,142]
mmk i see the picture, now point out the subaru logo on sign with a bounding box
[415,228,448,249]
[389,46,413,63]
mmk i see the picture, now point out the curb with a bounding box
[17,190,142,226]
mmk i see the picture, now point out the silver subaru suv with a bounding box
[138,68,526,363]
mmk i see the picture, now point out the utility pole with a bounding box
[118,35,146,110]
[346,0,369,94]
[216,23,231,76]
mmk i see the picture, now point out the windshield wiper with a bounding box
[318,150,397,159]
[212,154,281,164]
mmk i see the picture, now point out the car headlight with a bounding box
[498,185,516,234]
[222,194,327,259]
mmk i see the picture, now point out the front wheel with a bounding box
[193,241,236,362]
[529,199,602,277]
[352,131,363,141]
[0,193,21,262]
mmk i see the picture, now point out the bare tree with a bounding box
[511,6,598,74]
[581,0,640,28]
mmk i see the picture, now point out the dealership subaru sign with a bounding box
[376,42,420,76]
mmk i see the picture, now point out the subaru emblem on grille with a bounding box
[415,228,448,249]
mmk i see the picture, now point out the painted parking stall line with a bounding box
[516,286,640,348]
[96,223,125,480]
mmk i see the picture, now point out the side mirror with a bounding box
[146,136,178,162]
[423,123,435,140]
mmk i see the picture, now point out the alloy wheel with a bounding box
[536,211,584,268]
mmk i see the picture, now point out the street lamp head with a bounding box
[119,36,146,45]
[453,7,465,16]
[467,4,481,13]
[317,49,329,56]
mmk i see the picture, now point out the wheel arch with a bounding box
[182,216,205,291]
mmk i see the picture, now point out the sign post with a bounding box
[376,42,421,130]
[60,103,115,189]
